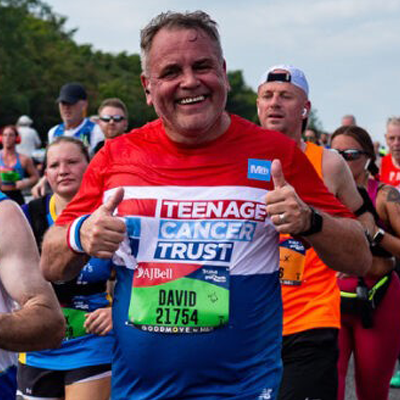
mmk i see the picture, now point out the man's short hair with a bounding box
[140,10,223,74]
[387,116,400,128]
[98,98,128,119]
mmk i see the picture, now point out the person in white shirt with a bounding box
[16,115,41,158]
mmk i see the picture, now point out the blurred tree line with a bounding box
[0,0,263,144]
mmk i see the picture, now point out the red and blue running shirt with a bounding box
[57,115,351,400]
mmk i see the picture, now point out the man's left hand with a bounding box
[265,159,312,235]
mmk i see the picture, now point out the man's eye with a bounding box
[160,68,179,79]
[194,62,211,71]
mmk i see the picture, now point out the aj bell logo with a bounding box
[136,267,173,280]
[248,159,271,181]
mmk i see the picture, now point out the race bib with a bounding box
[127,262,230,334]
[279,236,306,286]
[62,307,87,340]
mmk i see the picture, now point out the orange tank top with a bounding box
[280,142,341,336]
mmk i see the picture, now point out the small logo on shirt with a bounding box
[258,388,273,399]
[248,159,271,181]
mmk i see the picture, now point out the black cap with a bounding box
[57,83,87,104]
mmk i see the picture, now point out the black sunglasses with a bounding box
[99,115,125,123]
[336,149,367,161]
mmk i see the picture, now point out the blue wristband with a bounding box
[68,215,90,253]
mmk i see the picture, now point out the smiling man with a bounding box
[40,12,371,400]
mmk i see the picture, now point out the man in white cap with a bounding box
[16,115,42,158]
[257,65,374,400]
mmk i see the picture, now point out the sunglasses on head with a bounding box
[99,115,125,123]
[336,149,367,161]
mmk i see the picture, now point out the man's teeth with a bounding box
[179,95,205,104]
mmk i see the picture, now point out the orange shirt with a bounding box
[280,142,341,336]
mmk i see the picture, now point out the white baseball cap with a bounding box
[258,64,309,97]
[17,115,33,126]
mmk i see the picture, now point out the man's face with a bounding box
[304,129,318,143]
[320,132,329,145]
[98,106,127,139]
[257,78,310,140]
[59,100,87,129]
[141,28,229,144]
[386,123,400,161]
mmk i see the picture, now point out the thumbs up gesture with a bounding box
[80,187,127,258]
[265,159,312,235]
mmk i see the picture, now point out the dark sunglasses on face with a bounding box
[99,115,125,123]
[336,149,367,161]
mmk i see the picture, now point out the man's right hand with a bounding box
[80,187,126,258]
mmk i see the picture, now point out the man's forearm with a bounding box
[0,296,65,352]
[307,213,371,275]
[41,225,89,282]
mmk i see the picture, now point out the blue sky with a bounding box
[46,0,400,144]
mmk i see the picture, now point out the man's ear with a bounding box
[222,59,231,92]
[140,74,152,106]
[302,101,311,119]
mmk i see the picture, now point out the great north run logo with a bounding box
[248,159,271,181]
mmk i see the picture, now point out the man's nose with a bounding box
[181,69,200,88]
[269,93,281,107]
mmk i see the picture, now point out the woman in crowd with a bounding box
[331,125,400,400]
[0,125,39,204]
[17,136,113,400]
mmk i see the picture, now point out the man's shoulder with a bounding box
[48,124,60,134]
[230,114,295,146]
[47,124,60,141]
[124,119,164,142]
[381,153,397,167]
[101,119,163,156]
[322,146,340,163]
[322,147,347,176]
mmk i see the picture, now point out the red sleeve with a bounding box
[283,144,354,218]
[56,147,108,226]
